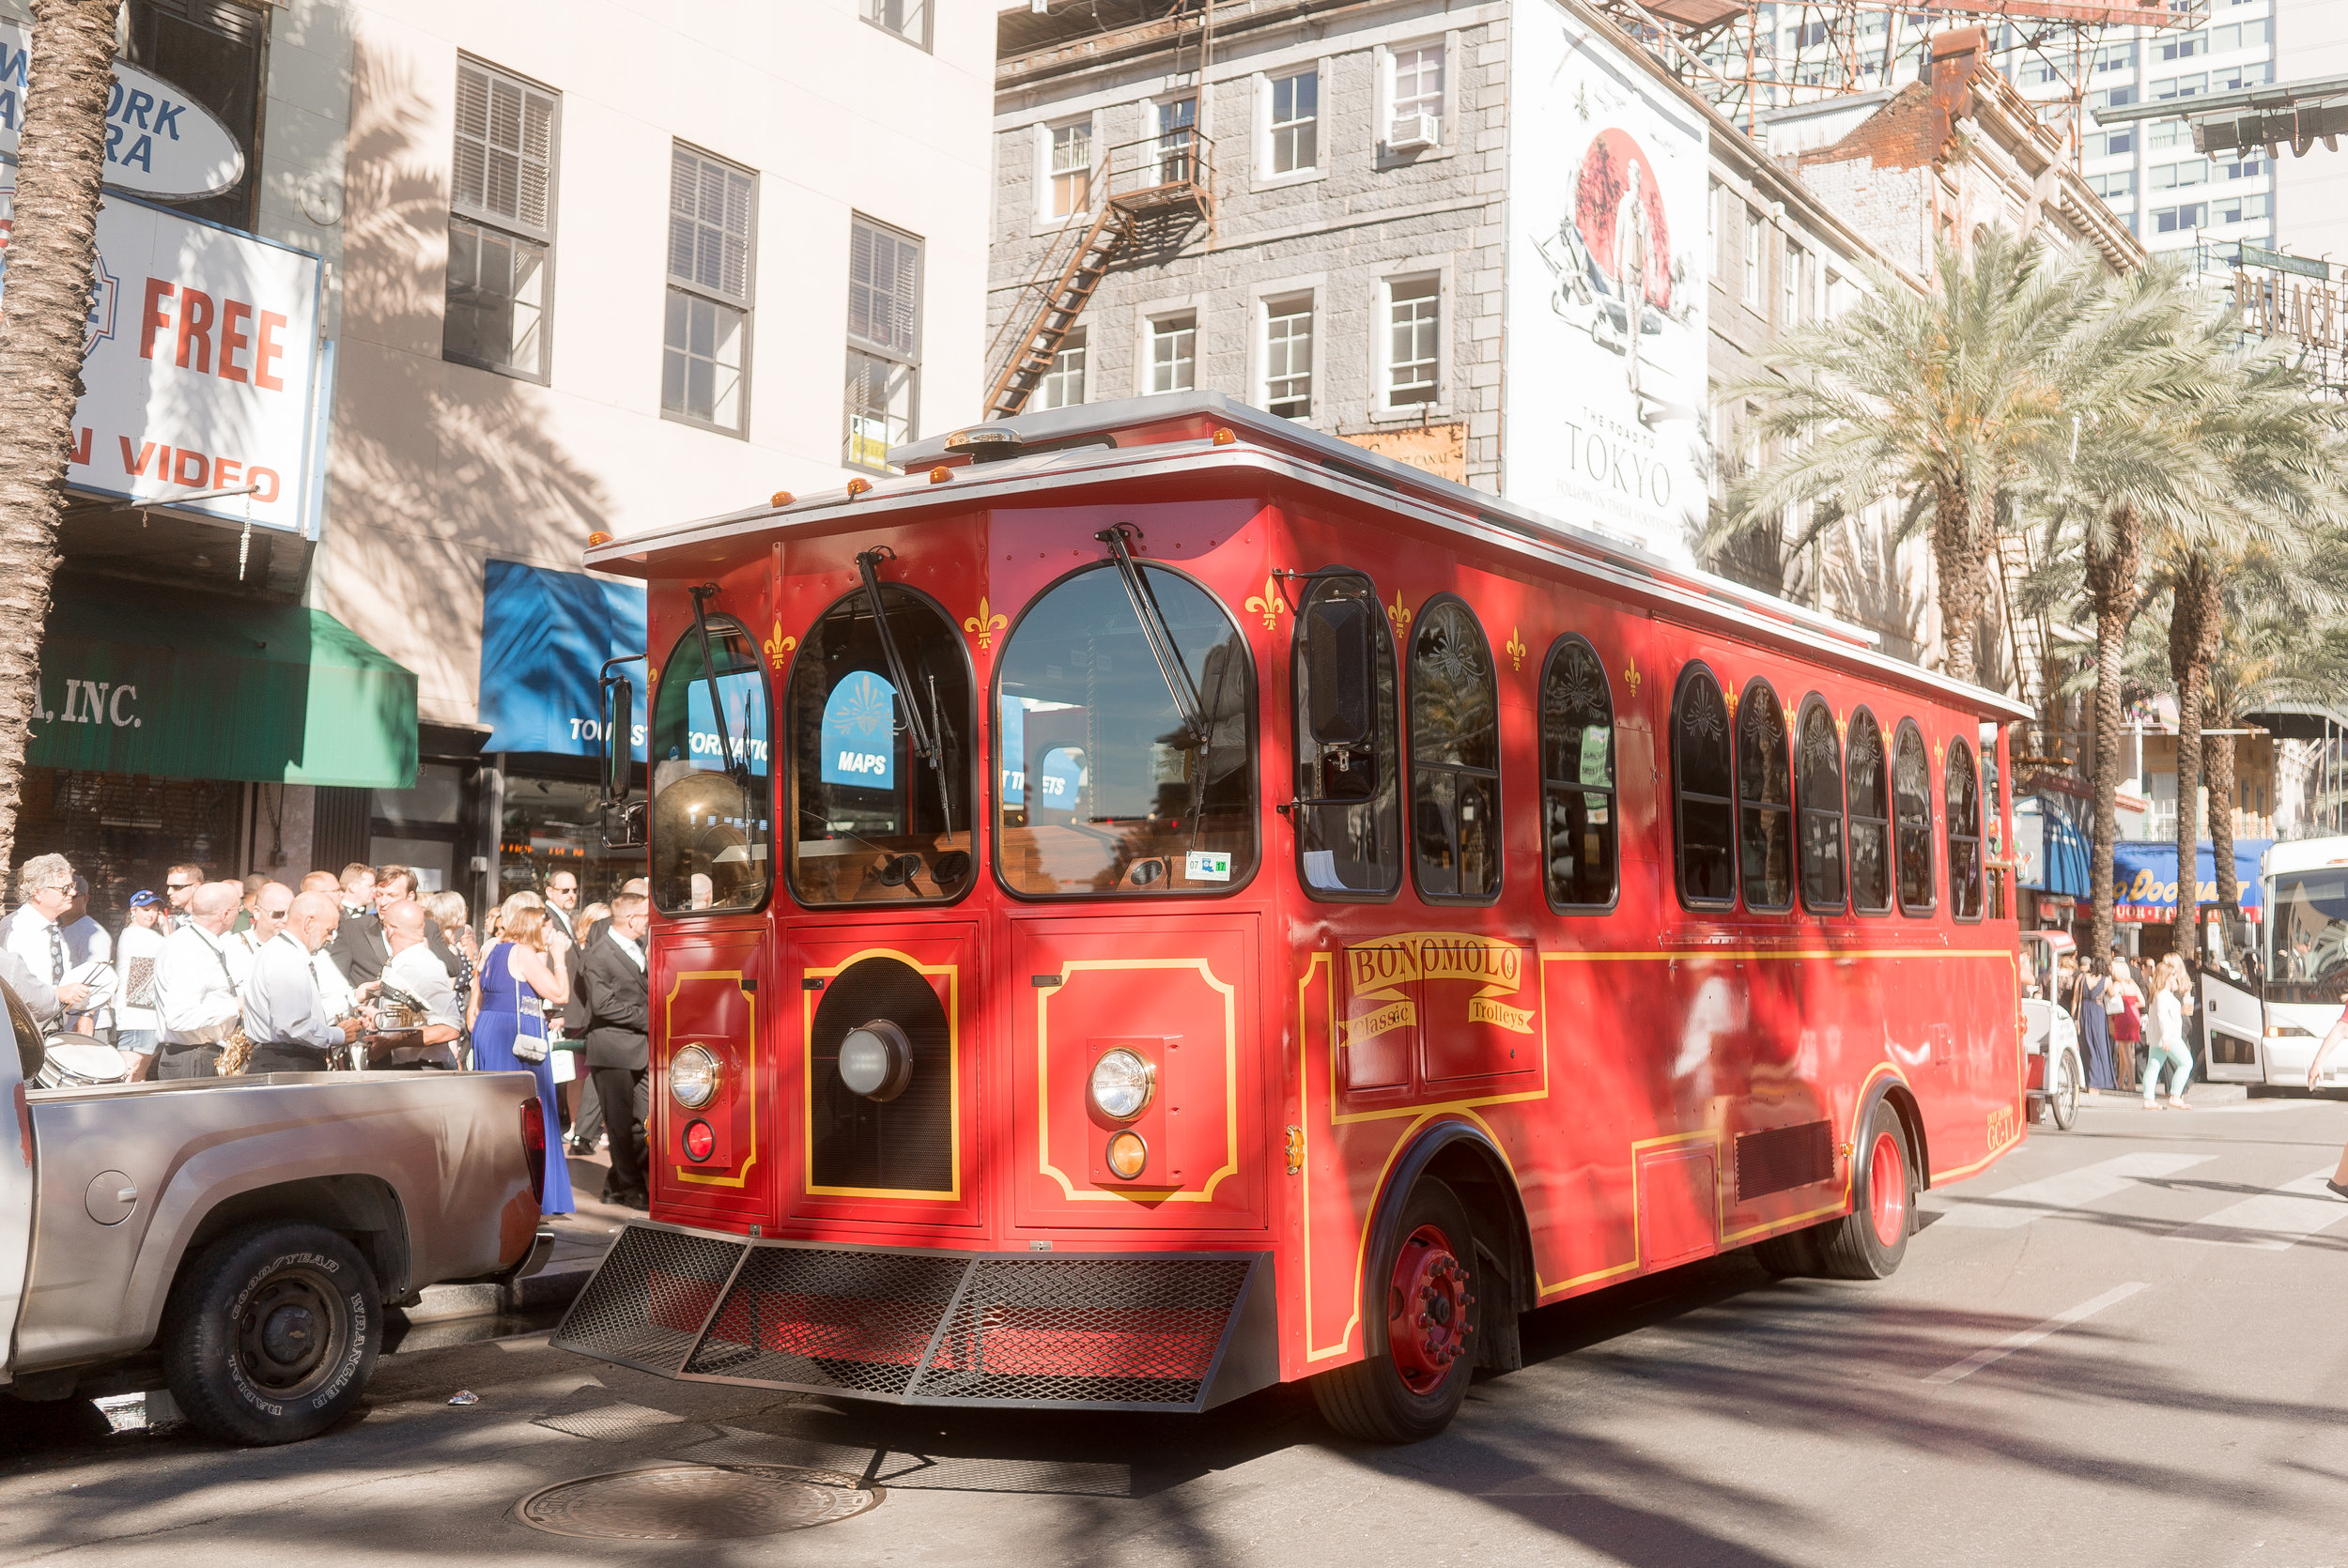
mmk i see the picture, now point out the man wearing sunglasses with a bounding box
[162,865,206,932]
[238,883,296,962]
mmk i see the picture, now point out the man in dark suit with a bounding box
[579,890,651,1208]
[330,864,452,989]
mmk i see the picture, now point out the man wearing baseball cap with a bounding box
[114,891,169,1082]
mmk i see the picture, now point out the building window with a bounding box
[1409,598,1500,901]
[1147,312,1196,394]
[2154,203,2208,234]
[1946,737,1984,920]
[1386,276,1439,407]
[1263,293,1313,419]
[2153,161,2208,191]
[2154,72,2209,100]
[1156,98,1197,185]
[2149,120,2185,150]
[1796,696,1846,914]
[2091,169,2138,200]
[1047,119,1092,219]
[124,0,264,230]
[2156,31,2208,63]
[1736,679,1793,913]
[860,0,928,48]
[1742,208,1763,310]
[1783,239,1804,326]
[1672,662,1736,911]
[663,145,753,435]
[1540,637,1616,911]
[2088,130,2135,158]
[1893,718,1935,915]
[2094,41,2134,73]
[1389,41,1443,140]
[1269,69,1319,176]
[445,58,557,379]
[844,217,920,471]
[1846,708,1891,915]
[1039,326,1087,410]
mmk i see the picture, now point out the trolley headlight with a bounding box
[1088,1048,1156,1121]
[838,1020,915,1101]
[670,1044,721,1110]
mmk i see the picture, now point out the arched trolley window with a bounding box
[1845,707,1892,915]
[1946,735,1985,921]
[993,555,1257,897]
[648,612,772,915]
[1795,695,1846,915]
[1539,636,1616,911]
[1290,571,1400,900]
[1737,678,1793,913]
[1893,718,1936,915]
[1408,596,1501,901]
[784,579,974,904]
[1671,662,1736,911]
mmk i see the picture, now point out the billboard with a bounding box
[1505,0,1708,561]
[0,183,324,534]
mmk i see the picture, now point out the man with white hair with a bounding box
[4,854,94,1025]
[154,882,247,1079]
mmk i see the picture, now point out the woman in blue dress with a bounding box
[469,899,576,1215]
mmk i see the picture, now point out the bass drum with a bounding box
[35,1038,131,1088]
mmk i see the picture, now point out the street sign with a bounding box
[0,22,246,202]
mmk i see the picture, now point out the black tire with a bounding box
[1311,1176,1481,1443]
[162,1222,380,1446]
[1751,1224,1823,1278]
[2049,1048,2083,1130]
[1814,1099,1913,1281]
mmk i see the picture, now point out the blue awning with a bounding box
[2016,795,2092,899]
[477,560,645,756]
[2081,838,2275,923]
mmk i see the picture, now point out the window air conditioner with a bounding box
[1386,112,1440,150]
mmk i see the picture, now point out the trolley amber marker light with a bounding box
[669,1043,720,1110]
[769,489,795,507]
[929,466,951,484]
[1104,1130,1149,1180]
[585,530,611,546]
[845,477,873,497]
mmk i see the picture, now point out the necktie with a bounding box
[48,924,65,984]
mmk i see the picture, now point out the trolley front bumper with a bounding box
[552,1221,1280,1413]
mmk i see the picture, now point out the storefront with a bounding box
[17,576,417,922]
[2078,838,2275,958]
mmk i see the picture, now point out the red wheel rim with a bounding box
[1385,1222,1474,1393]
[1867,1130,1908,1249]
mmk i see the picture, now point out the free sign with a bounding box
[0,22,245,201]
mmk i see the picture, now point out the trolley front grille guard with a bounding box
[552,1222,1279,1413]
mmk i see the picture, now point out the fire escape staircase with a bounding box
[983,129,1215,421]
[1995,530,2062,770]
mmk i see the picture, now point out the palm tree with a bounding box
[0,0,123,872]
[1723,228,2114,687]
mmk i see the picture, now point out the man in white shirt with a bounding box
[113,891,169,1082]
[243,892,366,1074]
[3,854,94,1028]
[154,882,246,1079]
[239,882,294,962]
[58,876,117,1038]
[370,900,462,1070]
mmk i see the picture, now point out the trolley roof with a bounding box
[584,392,2028,723]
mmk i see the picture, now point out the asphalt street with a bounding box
[7,1085,2348,1567]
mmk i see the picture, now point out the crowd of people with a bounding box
[0,855,651,1215]
[2056,945,2198,1110]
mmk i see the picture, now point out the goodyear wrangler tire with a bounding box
[162,1222,380,1446]
[1310,1177,1480,1443]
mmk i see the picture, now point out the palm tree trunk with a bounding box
[2205,728,2239,914]
[2083,504,2142,966]
[2170,559,2222,957]
[1933,481,1989,687]
[0,0,123,875]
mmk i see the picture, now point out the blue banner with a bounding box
[2085,838,2274,920]
[477,560,646,757]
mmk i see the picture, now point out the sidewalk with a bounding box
[404,1151,629,1324]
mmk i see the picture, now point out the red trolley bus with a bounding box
[554,392,2029,1441]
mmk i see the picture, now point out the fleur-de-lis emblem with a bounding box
[1505,626,1527,672]
[1723,686,1740,720]
[1783,702,1797,736]
[962,596,1008,651]
[764,619,796,670]
[1933,737,1946,766]
[1386,592,1413,631]
[1244,576,1285,632]
[1834,711,1847,742]
[1621,654,1640,697]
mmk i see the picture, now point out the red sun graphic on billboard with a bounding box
[1573,130,1671,312]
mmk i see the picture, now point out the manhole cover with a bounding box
[515,1463,882,1539]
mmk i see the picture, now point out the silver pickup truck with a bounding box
[1,982,552,1445]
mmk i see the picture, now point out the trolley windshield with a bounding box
[648,616,772,914]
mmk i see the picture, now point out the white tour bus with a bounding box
[2199,835,2348,1088]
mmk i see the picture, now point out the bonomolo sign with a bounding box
[0,23,245,201]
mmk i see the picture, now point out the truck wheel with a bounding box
[1814,1100,1913,1281]
[1310,1177,1480,1443]
[162,1222,380,1446]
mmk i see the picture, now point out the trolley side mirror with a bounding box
[599,673,633,806]
[1305,594,1375,748]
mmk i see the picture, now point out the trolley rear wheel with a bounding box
[1311,1177,1480,1443]
[1814,1099,1913,1280]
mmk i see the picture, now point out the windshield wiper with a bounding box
[687,583,751,792]
[856,546,954,835]
[1094,524,1207,751]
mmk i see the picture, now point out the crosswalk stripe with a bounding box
[2170,1169,2348,1250]
[1922,1283,2150,1385]
[1934,1152,2214,1229]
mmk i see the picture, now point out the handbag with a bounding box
[505,945,548,1065]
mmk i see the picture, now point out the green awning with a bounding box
[28,577,417,789]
